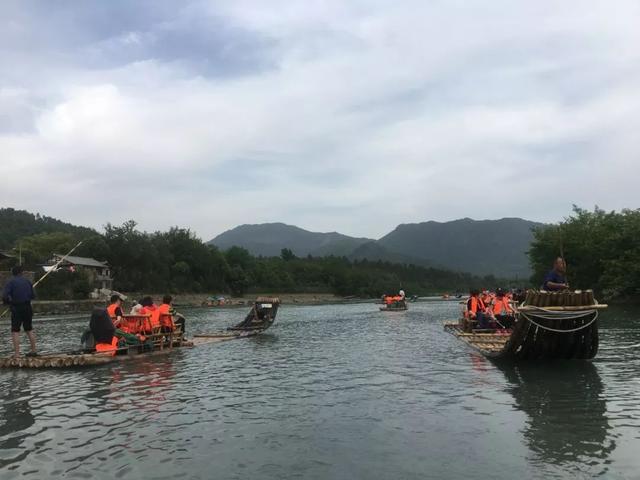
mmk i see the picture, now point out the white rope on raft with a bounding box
[519,308,599,334]
[517,306,596,320]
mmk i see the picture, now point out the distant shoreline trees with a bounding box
[2,217,497,299]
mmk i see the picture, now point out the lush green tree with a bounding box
[529,206,640,300]
[14,232,77,268]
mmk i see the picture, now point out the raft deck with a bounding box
[0,331,256,369]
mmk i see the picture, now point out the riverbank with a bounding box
[29,293,371,316]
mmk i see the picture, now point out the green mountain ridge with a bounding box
[210,218,542,277]
[209,223,373,258]
[378,217,542,278]
[0,208,97,251]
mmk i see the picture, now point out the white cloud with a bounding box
[0,0,639,239]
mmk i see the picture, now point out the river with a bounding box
[0,300,639,479]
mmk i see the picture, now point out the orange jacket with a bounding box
[467,296,486,318]
[158,303,175,329]
[95,336,119,356]
[140,305,161,329]
[107,303,122,319]
[492,297,513,316]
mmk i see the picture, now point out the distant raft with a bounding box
[227,297,280,332]
[380,301,408,311]
[444,290,607,360]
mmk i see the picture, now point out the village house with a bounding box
[46,254,114,291]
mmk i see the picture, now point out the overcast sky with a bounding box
[1,1,639,240]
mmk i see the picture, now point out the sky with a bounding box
[1,1,639,241]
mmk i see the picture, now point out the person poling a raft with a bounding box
[2,265,37,359]
[1,241,83,359]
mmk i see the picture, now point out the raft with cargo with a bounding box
[444,290,607,360]
[0,298,280,369]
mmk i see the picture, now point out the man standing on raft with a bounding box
[2,265,37,358]
[542,257,570,291]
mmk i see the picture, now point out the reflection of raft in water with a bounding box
[444,290,607,360]
[0,298,280,369]
[496,361,614,465]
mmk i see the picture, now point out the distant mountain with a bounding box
[0,208,96,250]
[349,241,431,267]
[211,218,542,278]
[209,223,373,258]
[378,218,541,278]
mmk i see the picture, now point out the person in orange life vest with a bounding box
[384,295,394,305]
[139,296,161,332]
[480,290,492,307]
[467,289,490,329]
[90,308,120,355]
[492,288,514,328]
[106,294,124,327]
[158,295,186,335]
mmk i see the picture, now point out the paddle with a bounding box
[0,241,83,319]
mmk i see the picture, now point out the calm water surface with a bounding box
[0,301,639,479]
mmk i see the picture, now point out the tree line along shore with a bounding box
[0,206,638,303]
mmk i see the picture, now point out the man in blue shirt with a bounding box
[2,265,37,358]
[542,257,570,291]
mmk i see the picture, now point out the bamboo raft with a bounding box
[1,299,280,369]
[380,300,408,312]
[444,290,607,360]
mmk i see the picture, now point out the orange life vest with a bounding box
[95,336,119,356]
[106,303,122,320]
[492,297,513,316]
[158,303,175,329]
[467,296,486,317]
[140,305,161,329]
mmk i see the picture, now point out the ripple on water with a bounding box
[0,302,639,479]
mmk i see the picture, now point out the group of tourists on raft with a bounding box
[464,256,570,331]
[89,294,186,355]
[464,288,516,330]
[382,290,406,306]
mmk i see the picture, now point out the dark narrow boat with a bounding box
[227,297,279,331]
[0,298,280,369]
[444,290,607,360]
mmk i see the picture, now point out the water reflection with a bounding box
[497,361,615,473]
[0,373,36,469]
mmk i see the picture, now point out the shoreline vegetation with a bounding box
[1,206,638,304]
[0,211,505,301]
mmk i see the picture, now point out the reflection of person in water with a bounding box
[0,374,36,459]
[496,361,615,469]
